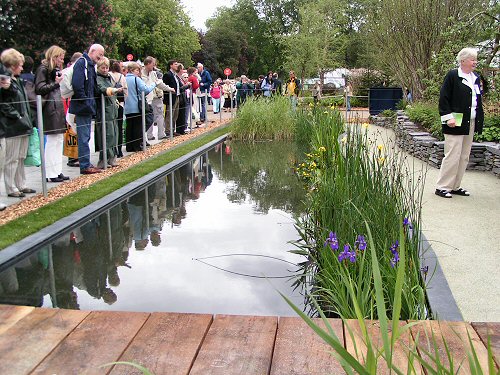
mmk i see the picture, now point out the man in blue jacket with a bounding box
[69,44,104,174]
[197,63,212,124]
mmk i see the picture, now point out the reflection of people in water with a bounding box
[52,232,80,309]
[79,215,116,304]
[127,190,149,250]
[0,252,46,306]
[149,177,168,246]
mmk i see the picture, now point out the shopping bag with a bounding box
[63,129,78,159]
[25,128,41,166]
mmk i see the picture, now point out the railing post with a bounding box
[230,90,234,118]
[36,95,47,197]
[141,91,146,152]
[101,94,107,169]
[204,93,208,124]
[219,97,222,122]
[169,91,173,141]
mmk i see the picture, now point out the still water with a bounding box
[0,141,307,316]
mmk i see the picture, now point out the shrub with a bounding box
[406,102,442,139]
[475,115,500,142]
[380,109,396,118]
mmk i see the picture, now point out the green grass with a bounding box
[0,126,231,250]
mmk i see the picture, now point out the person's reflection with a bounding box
[0,253,46,306]
[127,185,155,251]
[79,216,116,304]
[149,178,167,246]
[52,233,80,309]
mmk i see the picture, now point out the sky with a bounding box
[181,0,235,31]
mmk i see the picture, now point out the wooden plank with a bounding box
[471,322,500,367]
[0,304,35,335]
[0,308,90,374]
[270,317,345,375]
[344,319,422,374]
[410,320,490,373]
[32,310,149,375]
[109,312,213,375]
[189,315,277,375]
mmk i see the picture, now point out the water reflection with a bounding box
[0,141,306,315]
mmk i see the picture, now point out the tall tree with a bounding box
[0,0,117,60]
[111,0,200,67]
[368,0,490,99]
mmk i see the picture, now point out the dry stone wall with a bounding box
[371,111,500,178]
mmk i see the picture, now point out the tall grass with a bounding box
[292,109,427,319]
[231,96,296,141]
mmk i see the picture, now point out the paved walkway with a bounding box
[368,126,500,322]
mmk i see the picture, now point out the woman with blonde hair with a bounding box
[35,45,68,182]
[0,48,36,197]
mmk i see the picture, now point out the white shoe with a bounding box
[0,202,6,211]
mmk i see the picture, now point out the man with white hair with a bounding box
[69,43,104,174]
[197,63,212,124]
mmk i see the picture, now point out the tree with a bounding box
[368,0,491,99]
[283,0,349,82]
[0,0,117,61]
[110,0,200,68]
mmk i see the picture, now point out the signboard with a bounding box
[223,68,232,77]
[126,54,134,61]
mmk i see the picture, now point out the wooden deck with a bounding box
[0,305,498,374]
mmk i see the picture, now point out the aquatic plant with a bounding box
[292,108,427,319]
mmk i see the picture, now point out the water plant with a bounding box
[282,222,498,374]
[292,108,427,319]
[231,96,296,141]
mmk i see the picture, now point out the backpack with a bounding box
[60,57,87,99]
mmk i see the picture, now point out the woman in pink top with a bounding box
[210,81,222,114]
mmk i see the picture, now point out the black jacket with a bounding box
[0,74,33,138]
[35,64,66,134]
[162,71,189,106]
[439,69,484,135]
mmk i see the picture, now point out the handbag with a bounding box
[113,73,125,102]
[63,129,78,159]
[135,77,154,129]
[24,127,41,167]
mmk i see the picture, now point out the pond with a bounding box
[0,141,308,316]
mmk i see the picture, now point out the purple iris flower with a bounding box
[338,244,351,262]
[324,231,339,251]
[390,251,400,268]
[355,235,367,251]
[348,250,357,263]
[390,241,399,255]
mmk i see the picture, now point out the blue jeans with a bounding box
[347,96,351,111]
[76,114,92,170]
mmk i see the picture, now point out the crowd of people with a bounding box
[0,40,305,212]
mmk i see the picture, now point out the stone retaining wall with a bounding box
[371,111,500,178]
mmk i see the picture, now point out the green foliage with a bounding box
[396,98,408,110]
[475,115,500,142]
[380,109,396,118]
[110,0,200,67]
[406,102,442,139]
[1,0,117,61]
[292,109,426,319]
[231,96,296,140]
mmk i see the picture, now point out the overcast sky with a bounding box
[181,0,235,31]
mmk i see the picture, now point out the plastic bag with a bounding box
[25,128,41,167]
